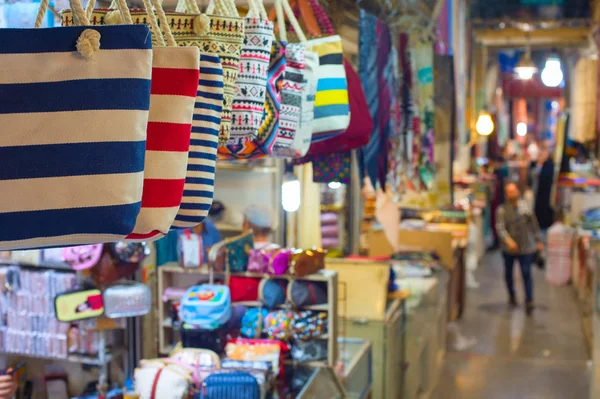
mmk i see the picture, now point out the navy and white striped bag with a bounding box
[172,53,225,229]
[0,0,152,250]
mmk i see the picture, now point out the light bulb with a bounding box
[515,66,536,80]
[328,182,342,189]
[476,110,494,136]
[516,122,528,137]
[541,57,563,88]
[282,176,300,213]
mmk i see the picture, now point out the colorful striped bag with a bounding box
[0,0,152,250]
[218,0,274,159]
[120,1,200,240]
[297,0,349,142]
[62,0,243,146]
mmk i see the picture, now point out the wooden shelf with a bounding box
[215,223,243,233]
[1,351,112,366]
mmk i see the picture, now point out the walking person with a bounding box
[495,182,545,315]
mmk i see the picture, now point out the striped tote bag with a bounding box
[0,0,152,250]
[121,3,200,240]
[172,53,225,229]
[219,0,274,159]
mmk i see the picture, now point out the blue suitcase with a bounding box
[196,371,260,399]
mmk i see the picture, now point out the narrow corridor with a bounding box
[435,251,590,398]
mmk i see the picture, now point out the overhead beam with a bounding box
[475,26,591,47]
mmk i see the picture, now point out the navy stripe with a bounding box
[192,114,221,124]
[184,177,214,185]
[319,53,343,65]
[198,90,224,101]
[314,104,350,119]
[188,164,215,173]
[198,79,224,88]
[182,190,214,197]
[0,202,141,242]
[0,79,151,114]
[189,151,216,160]
[200,67,223,76]
[191,126,219,135]
[194,102,222,112]
[174,214,208,223]
[0,25,152,54]
[190,139,218,148]
[0,141,145,180]
[178,202,212,210]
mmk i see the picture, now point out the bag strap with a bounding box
[281,0,307,42]
[247,0,268,19]
[206,0,239,17]
[305,0,334,35]
[150,368,164,399]
[274,0,287,42]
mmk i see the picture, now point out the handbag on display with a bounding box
[103,281,152,318]
[289,248,326,276]
[179,323,230,354]
[291,310,327,340]
[288,280,327,307]
[248,248,290,274]
[290,339,328,362]
[135,359,194,399]
[219,0,274,160]
[62,245,103,270]
[271,0,306,156]
[110,242,148,264]
[258,278,288,308]
[179,285,232,330]
[179,231,204,268]
[296,0,350,142]
[229,276,261,302]
[225,338,288,376]
[209,232,254,273]
[54,288,105,322]
[0,0,151,251]
[195,371,261,399]
[264,309,293,340]
[241,307,268,338]
[220,359,273,398]
[92,247,140,286]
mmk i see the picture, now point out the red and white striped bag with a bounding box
[122,0,199,240]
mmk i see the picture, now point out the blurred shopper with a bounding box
[496,182,544,315]
[534,142,555,233]
[490,156,509,249]
[243,205,278,249]
[545,210,574,286]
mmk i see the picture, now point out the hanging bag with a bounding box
[0,0,151,250]
[297,0,350,142]
[219,0,274,159]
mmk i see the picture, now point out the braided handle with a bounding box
[307,0,334,35]
[281,0,307,42]
[151,0,177,46]
[274,0,286,42]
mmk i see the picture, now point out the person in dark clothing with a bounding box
[490,156,508,248]
[534,146,555,231]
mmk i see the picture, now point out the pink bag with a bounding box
[320,212,338,225]
[321,225,339,238]
[248,248,291,275]
[62,245,103,271]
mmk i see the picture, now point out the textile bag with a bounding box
[63,0,242,146]
[219,0,274,159]
[63,0,200,240]
[297,0,349,142]
[0,0,151,250]
[135,359,194,399]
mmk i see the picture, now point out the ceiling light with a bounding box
[541,57,563,87]
[476,109,494,136]
[514,46,537,80]
[516,122,528,137]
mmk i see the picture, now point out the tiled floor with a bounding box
[434,251,590,398]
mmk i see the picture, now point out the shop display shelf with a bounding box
[0,351,112,366]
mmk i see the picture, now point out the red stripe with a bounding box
[146,122,192,152]
[151,67,199,97]
[127,230,163,240]
[141,179,185,208]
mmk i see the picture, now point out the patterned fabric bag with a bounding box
[62,0,243,146]
[0,0,151,250]
[219,0,273,159]
[271,0,307,157]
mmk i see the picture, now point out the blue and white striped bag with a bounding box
[0,0,152,250]
[172,53,225,229]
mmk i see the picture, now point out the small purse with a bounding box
[54,288,104,322]
[291,310,327,340]
[92,248,140,286]
[62,245,103,271]
[179,323,230,354]
[264,309,293,340]
[110,242,148,264]
[288,280,327,308]
[179,231,204,268]
[103,281,151,318]
[209,232,254,273]
[258,278,288,308]
[229,276,261,302]
[248,247,290,275]
[225,338,288,376]
[289,248,326,277]
[241,307,268,338]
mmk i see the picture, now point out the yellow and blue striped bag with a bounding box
[306,35,350,142]
[0,0,152,250]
